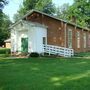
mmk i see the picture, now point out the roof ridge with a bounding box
[10,9,90,31]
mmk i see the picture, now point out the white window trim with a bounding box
[83,33,86,48]
[68,29,72,48]
[77,31,80,48]
[88,34,90,47]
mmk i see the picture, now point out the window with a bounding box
[83,33,86,48]
[77,31,80,48]
[68,29,72,48]
[43,37,46,44]
[88,34,90,47]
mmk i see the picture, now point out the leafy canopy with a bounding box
[14,0,90,28]
[0,0,11,46]
[13,0,56,21]
[0,0,8,11]
[56,0,90,28]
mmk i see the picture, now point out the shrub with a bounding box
[0,48,11,54]
[29,52,39,57]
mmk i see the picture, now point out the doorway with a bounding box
[21,38,28,53]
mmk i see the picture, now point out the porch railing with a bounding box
[43,44,74,57]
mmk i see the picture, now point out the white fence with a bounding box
[43,44,74,57]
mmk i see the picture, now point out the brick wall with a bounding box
[24,12,90,52]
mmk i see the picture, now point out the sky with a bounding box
[3,0,73,21]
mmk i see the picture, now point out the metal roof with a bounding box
[11,9,90,31]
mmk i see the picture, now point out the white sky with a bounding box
[3,0,73,21]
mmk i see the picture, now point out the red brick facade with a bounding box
[23,11,90,53]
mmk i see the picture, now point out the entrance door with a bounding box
[21,38,28,53]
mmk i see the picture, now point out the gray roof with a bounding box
[11,9,90,31]
[4,38,11,43]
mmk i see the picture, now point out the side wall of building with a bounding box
[66,24,90,52]
[25,12,90,52]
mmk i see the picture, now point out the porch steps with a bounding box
[43,44,74,57]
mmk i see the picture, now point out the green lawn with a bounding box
[0,57,90,90]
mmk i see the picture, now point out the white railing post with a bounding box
[43,44,74,57]
[49,45,50,56]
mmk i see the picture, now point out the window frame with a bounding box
[76,31,80,48]
[83,33,87,48]
[68,29,72,48]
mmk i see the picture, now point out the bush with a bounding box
[0,48,11,54]
[29,52,39,57]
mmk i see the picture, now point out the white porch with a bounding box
[11,20,47,54]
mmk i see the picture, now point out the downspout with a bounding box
[64,23,67,47]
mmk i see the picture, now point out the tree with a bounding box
[13,0,39,21]
[0,0,11,46]
[13,0,40,21]
[13,0,56,21]
[0,0,8,24]
[67,0,90,28]
[0,0,8,11]
[35,0,55,15]
[56,3,69,20]
[0,13,11,46]
[56,0,90,28]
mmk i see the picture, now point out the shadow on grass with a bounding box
[0,57,90,90]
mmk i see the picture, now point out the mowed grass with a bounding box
[0,57,90,90]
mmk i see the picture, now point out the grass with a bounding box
[75,52,90,57]
[0,57,90,90]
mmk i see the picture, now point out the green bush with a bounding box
[0,48,11,54]
[29,52,39,57]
